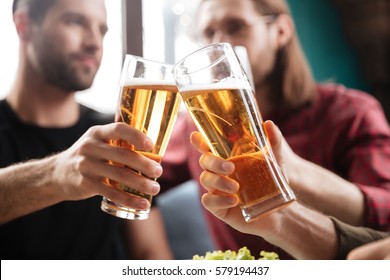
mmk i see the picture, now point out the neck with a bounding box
[7,59,80,128]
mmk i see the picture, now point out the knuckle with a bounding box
[111,123,144,147]
[77,155,91,173]
[111,122,124,134]
[132,131,145,147]
[77,141,93,155]
[86,125,101,137]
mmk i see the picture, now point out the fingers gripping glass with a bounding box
[101,55,181,220]
[172,43,295,222]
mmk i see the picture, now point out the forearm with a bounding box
[0,156,64,224]
[289,157,365,226]
[260,202,338,259]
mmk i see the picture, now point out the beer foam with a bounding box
[179,79,252,92]
[123,77,176,87]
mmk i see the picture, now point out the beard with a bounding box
[41,55,98,92]
[31,34,101,92]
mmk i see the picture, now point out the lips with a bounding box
[73,53,100,69]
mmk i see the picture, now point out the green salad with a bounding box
[193,246,279,260]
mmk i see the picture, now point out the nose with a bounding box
[83,27,103,53]
[210,30,225,44]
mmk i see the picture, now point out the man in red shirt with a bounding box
[159,0,390,259]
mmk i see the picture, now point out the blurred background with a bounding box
[1,0,389,258]
[1,0,389,118]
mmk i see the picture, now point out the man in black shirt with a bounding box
[0,0,172,259]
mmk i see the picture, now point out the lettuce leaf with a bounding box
[193,246,279,260]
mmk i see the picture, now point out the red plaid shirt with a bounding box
[161,83,390,258]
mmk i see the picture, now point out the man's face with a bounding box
[27,0,108,91]
[196,0,278,87]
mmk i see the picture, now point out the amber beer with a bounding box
[181,85,295,221]
[102,82,181,219]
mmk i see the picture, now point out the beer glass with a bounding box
[172,43,295,222]
[101,55,181,220]
[233,46,254,88]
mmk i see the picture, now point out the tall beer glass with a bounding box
[172,43,295,222]
[101,55,181,220]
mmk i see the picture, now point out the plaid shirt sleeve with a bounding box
[358,184,390,231]
[341,93,390,231]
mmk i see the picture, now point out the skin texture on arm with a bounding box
[0,123,163,225]
[347,236,390,260]
[281,143,365,227]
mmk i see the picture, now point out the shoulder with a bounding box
[316,83,390,135]
[316,83,386,121]
[0,99,16,130]
[317,83,382,110]
[0,99,10,121]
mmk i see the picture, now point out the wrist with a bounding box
[50,152,73,202]
[263,202,338,259]
[251,201,299,241]
[286,153,306,187]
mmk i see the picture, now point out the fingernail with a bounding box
[151,182,160,195]
[154,164,163,177]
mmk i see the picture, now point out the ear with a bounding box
[274,14,294,48]
[13,12,32,41]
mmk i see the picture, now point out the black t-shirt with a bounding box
[0,99,127,259]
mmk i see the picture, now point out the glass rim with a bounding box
[124,53,173,69]
[173,42,235,76]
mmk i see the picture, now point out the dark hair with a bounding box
[12,0,19,14]
[12,0,57,23]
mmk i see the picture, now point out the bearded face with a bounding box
[26,0,107,92]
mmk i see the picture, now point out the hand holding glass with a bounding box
[172,43,295,222]
[101,55,181,220]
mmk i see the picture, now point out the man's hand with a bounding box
[53,122,163,209]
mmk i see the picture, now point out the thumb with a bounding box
[263,120,283,159]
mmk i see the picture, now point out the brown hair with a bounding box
[250,0,316,109]
[13,0,57,23]
[198,0,317,109]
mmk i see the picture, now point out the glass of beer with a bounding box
[101,55,181,220]
[233,46,254,88]
[172,43,295,222]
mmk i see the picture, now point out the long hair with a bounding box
[250,0,316,109]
